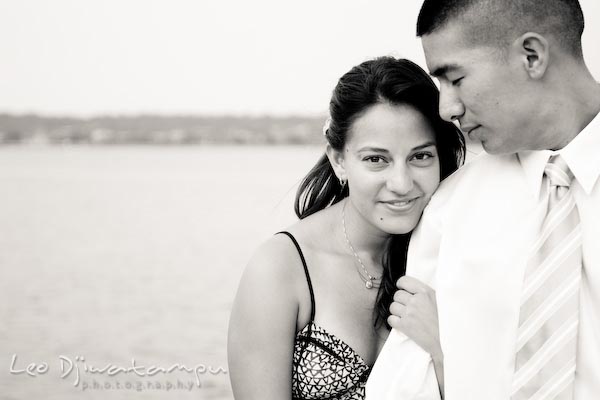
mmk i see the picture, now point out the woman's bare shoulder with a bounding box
[242,231,308,292]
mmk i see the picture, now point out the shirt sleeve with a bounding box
[365,191,444,400]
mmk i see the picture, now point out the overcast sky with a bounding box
[1,0,599,117]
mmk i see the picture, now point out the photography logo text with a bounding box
[9,353,227,390]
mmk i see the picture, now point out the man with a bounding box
[366,0,600,399]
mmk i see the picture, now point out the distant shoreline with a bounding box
[0,114,328,145]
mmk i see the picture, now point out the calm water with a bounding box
[0,145,323,400]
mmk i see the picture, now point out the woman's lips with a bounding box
[380,197,419,212]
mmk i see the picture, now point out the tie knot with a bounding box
[544,155,574,188]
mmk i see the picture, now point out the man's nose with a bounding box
[386,166,414,194]
[439,85,465,123]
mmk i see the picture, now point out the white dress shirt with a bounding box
[366,111,600,400]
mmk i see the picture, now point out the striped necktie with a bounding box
[511,155,582,399]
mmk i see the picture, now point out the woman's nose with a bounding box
[385,166,414,194]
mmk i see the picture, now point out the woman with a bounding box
[228,57,465,399]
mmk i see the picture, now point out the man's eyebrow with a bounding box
[430,64,461,78]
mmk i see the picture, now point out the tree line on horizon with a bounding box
[0,114,327,145]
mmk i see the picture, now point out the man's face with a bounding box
[421,21,538,155]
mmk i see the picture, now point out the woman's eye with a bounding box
[413,152,432,160]
[411,152,435,164]
[363,156,386,163]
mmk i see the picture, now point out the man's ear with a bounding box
[512,32,550,80]
[325,144,347,183]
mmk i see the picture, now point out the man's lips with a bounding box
[461,125,481,139]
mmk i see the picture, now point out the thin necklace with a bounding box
[342,201,382,289]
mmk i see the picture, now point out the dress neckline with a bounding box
[297,321,372,369]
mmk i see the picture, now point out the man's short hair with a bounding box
[416,0,585,57]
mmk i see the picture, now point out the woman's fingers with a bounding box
[388,281,441,357]
[387,315,402,330]
[389,300,406,318]
[396,275,431,294]
[393,289,413,305]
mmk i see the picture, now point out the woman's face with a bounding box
[335,102,441,235]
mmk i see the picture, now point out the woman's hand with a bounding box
[387,276,441,358]
[387,276,444,397]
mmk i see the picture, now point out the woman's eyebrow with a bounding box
[412,142,436,151]
[357,146,390,153]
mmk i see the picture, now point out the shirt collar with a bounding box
[518,109,600,199]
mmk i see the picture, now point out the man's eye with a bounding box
[451,77,464,86]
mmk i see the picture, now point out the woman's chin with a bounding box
[376,218,419,236]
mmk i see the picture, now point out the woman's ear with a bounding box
[325,144,347,184]
[512,32,549,80]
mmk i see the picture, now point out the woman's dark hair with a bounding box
[294,56,465,329]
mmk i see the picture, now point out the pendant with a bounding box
[365,280,373,289]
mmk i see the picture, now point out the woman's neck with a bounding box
[336,199,390,270]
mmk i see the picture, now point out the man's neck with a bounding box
[542,71,600,151]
